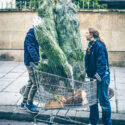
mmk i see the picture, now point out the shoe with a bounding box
[20,102,26,109]
[26,103,39,113]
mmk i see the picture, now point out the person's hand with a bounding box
[95,73,102,82]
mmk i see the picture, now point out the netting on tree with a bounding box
[34,0,85,92]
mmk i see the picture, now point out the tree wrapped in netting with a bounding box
[54,0,85,81]
[34,0,71,78]
[34,0,85,92]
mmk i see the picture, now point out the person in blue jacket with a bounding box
[85,28,112,125]
[21,28,40,113]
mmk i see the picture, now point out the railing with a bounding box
[0,0,107,10]
[0,1,38,10]
[0,1,15,9]
[73,0,107,9]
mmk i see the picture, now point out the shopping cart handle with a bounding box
[85,77,96,81]
[30,62,38,67]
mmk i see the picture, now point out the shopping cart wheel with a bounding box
[109,87,114,99]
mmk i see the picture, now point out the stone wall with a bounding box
[0,11,36,61]
[0,10,125,66]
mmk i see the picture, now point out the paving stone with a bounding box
[115,77,125,84]
[2,72,22,79]
[0,80,14,91]
[110,100,117,113]
[0,78,15,82]
[115,73,125,78]
[116,89,125,101]
[0,67,14,73]
[116,83,125,90]
[11,65,26,73]
[4,77,28,92]
[0,92,22,105]
[0,73,5,78]
[110,76,114,81]
[16,97,23,106]
[0,62,19,73]
[110,80,115,90]
[118,100,125,113]
[21,72,28,77]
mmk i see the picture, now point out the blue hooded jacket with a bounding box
[85,40,110,81]
[24,28,40,66]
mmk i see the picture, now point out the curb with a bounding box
[0,105,125,125]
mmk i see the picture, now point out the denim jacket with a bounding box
[85,40,110,81]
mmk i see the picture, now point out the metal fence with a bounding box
[0,0,106,10]
[0,1,15,9]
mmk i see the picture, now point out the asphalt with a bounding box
[0,61,125,125]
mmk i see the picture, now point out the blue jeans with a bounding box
[89,75,112,125]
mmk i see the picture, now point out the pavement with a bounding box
[0,61,125,125]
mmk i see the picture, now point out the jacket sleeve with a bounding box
[95,45,107,82]
[25,34,40,64]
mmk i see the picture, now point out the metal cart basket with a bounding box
[32,64,97,125]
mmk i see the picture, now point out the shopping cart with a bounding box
[31,63,97,125]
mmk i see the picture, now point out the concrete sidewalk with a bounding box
[0,61,125,124]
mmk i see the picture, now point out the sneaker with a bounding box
[26,103,39,113]
[20,102,26,109]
